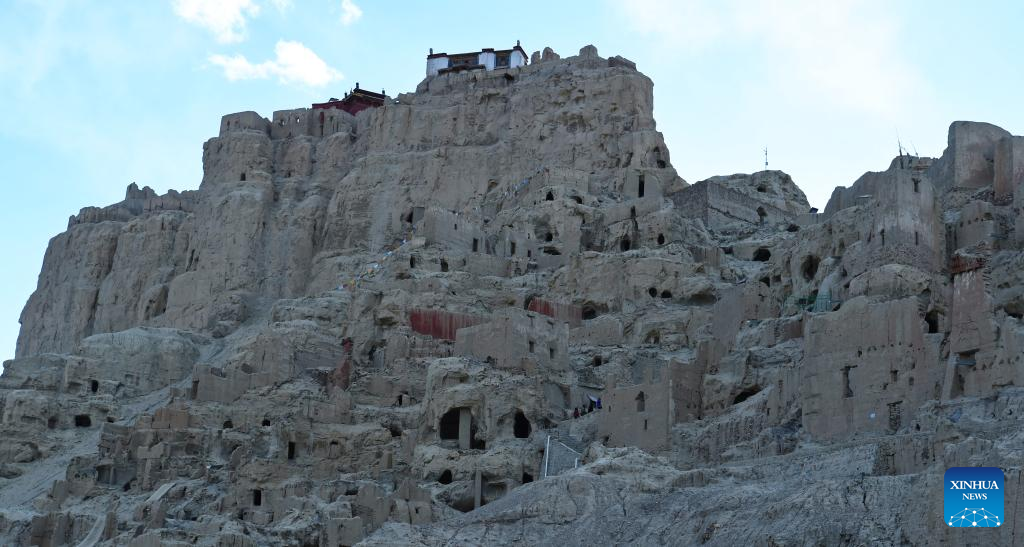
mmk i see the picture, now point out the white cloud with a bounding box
[209,40,342,87]
[269,0,293,11]
[172,0,261,43]
[340,0,362,26]
[618,0,920,116]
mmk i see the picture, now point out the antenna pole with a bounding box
[896,130,904,168]
[764,148,768,170]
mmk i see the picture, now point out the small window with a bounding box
[657,233,665,245]
[253,489,262,506]
[546,191,554,201]
[75,415,91,427]
[549,347,555,359]
[635,392,646,412]
[240,172,246,181]
[472,238,479,252]
[510,241,516,255]
[638,175,645,198]
[528,340,535,353]
[913,179,920,193]
[287,441,296,460]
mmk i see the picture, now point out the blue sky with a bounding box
[1,0,1022,364]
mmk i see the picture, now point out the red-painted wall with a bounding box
[527,298,582,327]
[409,309,486,341]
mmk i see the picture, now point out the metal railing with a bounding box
[542,435,582,478]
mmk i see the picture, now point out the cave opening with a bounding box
[513,410,531,438]
[801,255,820,281]
[732,386,761,405]
[439,469,453,484]
[439,408,461,440]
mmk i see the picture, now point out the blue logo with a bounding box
[944,467,1004,527]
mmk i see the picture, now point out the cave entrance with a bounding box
[74,414,91,428]
[513,410,531,438]
[801,255,820,281]
[439,409,460,440]
[732,385,761,405]
[440,407,475,449]
[925,310,940,334]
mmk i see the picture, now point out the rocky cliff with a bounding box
[2,43,1024,546]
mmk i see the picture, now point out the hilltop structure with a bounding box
[1,42,1024,546]
[426,41,529,76]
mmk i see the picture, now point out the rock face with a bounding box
[2,44,1024,545]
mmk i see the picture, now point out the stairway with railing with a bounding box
[542,435,583,478]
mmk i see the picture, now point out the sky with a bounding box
[1,0,1022,364]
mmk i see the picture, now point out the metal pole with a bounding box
[543,435,551,478]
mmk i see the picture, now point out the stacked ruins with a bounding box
[2,42,1024,545]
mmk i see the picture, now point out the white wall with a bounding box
[426,56,449,77]
[479,51,496,70]
[510,50,527,68]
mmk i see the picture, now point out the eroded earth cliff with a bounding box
[2,44,1024,546]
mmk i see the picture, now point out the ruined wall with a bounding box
[597,370,672,452]
[801,297,943,440]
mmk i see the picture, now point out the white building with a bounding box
[426,42,528,77]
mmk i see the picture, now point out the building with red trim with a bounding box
[311,84,386,116]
